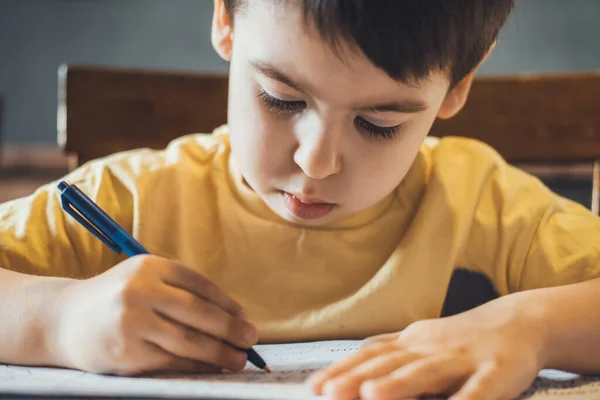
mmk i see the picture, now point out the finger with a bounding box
[159,260,245,318]
[144,313,248,372]
[108,339,220,376]
[158,355,222,375]
[321,351,421,400]
[449,364,506,400]
[143,341,222,375]
[309,342,393,394]
[152,284,257,349]
[360,356,469,400]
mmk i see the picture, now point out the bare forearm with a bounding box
[0,267,74,367]
[514,278,600,374]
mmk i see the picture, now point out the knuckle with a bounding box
[486,357,506,373]
[131,254,171,280]
[406,319,428,332]
[119,280,141,307]
[361,342,388,357]
[118,260,158,306]
[129,254,155,272]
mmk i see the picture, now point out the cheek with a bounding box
[346,136,421,203]
[228,96,293,190]
[353,151,401,194]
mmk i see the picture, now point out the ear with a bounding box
[437,41,496,119]
[436,69,477,119]
[212,0,234,61]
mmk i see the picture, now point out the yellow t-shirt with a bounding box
[1,126,600,342]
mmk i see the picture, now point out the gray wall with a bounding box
[0,0,598,144]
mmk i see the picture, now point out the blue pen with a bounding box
[57,180,270,373]
[57,181,149,257]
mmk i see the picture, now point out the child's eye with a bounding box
[258,90,306,116]
[354,116,403,140]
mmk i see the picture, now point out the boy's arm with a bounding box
[512,277,600,374]
[0,144,257,374]
[0,268,74,366]
[0,157,134,366]
[466,157,600,366]
[461,151,600,370]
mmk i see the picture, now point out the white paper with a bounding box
[1,340,599,399]
[0,340,361,399]
[519,369,600,399]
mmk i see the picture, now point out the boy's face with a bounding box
[213,1,474,227]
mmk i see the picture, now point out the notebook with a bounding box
[1,340,599,399]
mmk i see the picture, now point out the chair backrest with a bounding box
[429,72,600,214]
[58,66,600,212]
[58,65,228,168]
[429,73,600,163]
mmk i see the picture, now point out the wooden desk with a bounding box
[0,146,69,203]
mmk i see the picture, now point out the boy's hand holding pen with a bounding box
[54,181,269,376]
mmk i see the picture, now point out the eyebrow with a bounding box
[358,101,428,114]
[249,59,428,114]
[249,59,307,93]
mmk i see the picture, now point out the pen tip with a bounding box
[264,365,272,373]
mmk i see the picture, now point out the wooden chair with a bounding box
[58,66,600,213]
[57,65,228,168]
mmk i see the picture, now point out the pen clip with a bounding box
[59,184,123,255]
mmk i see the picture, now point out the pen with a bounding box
[57,180,271,373]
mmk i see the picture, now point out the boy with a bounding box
[1,0,600,399]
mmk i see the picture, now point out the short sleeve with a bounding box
[519,192,600,290]
[459,147,600,294]
[0,156,138,278]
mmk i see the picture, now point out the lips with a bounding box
[281,191,336,220]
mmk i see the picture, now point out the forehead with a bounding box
[233,1,448,104]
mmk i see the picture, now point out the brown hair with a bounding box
[223,0,515,88]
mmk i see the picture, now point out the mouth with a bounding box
[280,191,336,220]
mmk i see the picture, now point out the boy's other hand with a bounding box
[308,296,544,400]
[53,255,257,376]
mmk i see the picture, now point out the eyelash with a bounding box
[257,90,305,115]
[353,117,404,140]
[257,90,403,140]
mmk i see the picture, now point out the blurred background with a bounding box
[0,0,599,202]
[1,0,599,145]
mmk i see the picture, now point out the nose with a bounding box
[293,121,342,180]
